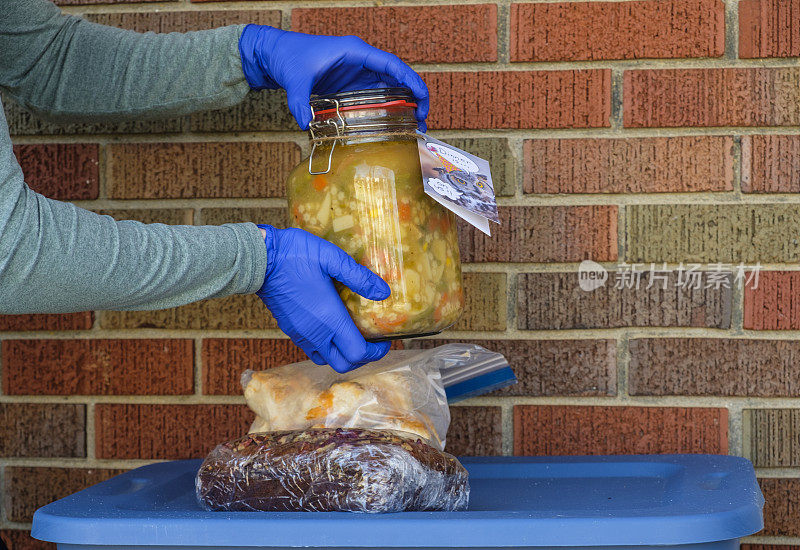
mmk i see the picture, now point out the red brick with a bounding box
[0,404,85,458]
[518,272,732,330]
[741,135,800,192]
[629,338,800,396]
[86,10,281,32]
[425,70,611,130]
[2,339,193,396]
[55,0,163,4]
[0,531,54,550]
[407,339,617,397]
[202,338,307,395]
[448,406,502,456]
[293,6,496,63]
[511,0,724,62]
[525,137,734,193]
[744,271,800,330]
[95,404,253,459]
[459,206,618,262]
[760,478,800,536]
[5,467,124,522]
[107,142,300,199]
[739,0,800,58]
[624,68,800,127]
[13,144,99,200]
[514,405,728,455]
[0,312,93,331]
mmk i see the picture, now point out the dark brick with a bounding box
[624,68,800,127]
[626,204,800,263]
[107,141,299,199]
[99,295,276,330]
[760,478,800,536]
[13,144,99,200]
[440,138,516,196]
[3,93,184,136]
[630,338,800,396]
[747,409,800,467]
[514,405,728,455]
[459,206,618,263]
[407,339,617,397]
[200,207,287,228]
[447,406,502,456]
[426,70,611,130]
[0,312,93,331]
[202,338,307,395]
[86,10,280,32]
[293,6,497,63]
[96,208,193,225]
[2,339,193,395]
[0,404,85,458]
[0,531,54,550]
[518,272,732,329]
[525,137,734,193]
[512,0,724,61]
[5,467,124,522]
[188,90,298,133]
[95,404,253,459]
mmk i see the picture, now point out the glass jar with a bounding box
[286,88,464,341]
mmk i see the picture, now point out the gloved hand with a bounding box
[238,25,429,131]
[256,225,392,373]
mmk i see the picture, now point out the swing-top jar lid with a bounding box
[310,87,417,117]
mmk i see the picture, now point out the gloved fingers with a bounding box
[286,82,315,130]
[332,324,392,366]
[361,46,429,123]
[295,339,327,365]
[321,241,391,301]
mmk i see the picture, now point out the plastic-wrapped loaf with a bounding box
[196,428,469,513]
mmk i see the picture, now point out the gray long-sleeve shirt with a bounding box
[0,0,269,313]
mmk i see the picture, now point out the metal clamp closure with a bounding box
[308,99,346,175]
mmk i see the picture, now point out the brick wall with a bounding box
[1,0,799,547]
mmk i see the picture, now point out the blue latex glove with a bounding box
[239,25,429,131]
[256,225,392,373]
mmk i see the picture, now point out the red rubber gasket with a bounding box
[314,100,417,117]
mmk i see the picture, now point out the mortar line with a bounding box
[7,325,800,340]
[14,127,800,146]
[193,337,203,396]
[616,332,630,401]
[497,0,511,65]
[744,535,800,545]
[724,0,739,60]
[505,270,517,332]
[610,68,624,130]
[500,401,514,456]
[740,407,752,462]
[85,401,96,460]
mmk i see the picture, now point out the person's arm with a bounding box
[0,106,266,313]
[0,0,249,123]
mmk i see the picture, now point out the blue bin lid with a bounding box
[32,455,763,548]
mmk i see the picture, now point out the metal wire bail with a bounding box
[308,99,346,175]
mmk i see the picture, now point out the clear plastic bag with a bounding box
[196,428,469,513]
[242,348,449,449]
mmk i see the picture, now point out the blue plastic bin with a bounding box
[32,455,763,550]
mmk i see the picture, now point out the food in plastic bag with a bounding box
[196,428,469,513]
[242,349,449,449]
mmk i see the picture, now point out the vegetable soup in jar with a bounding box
[286,88,464,341]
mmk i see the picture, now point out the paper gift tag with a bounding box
[417,133,500,236]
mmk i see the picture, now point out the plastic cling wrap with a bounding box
[196,428,470,513]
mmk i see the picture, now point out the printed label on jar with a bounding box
[417,132,499,236]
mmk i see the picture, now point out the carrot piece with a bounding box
[312,175,328,191]
[374,314,409,333]
[398,202,412,221]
